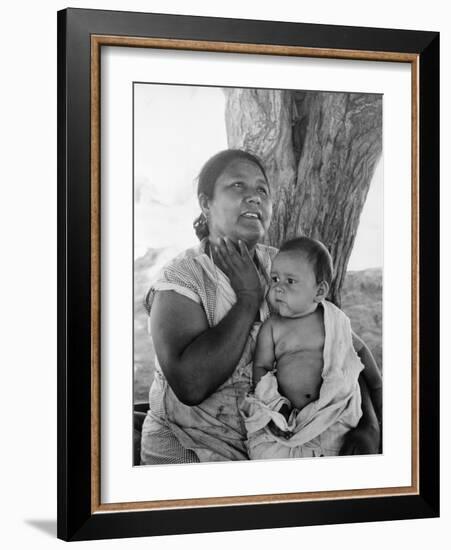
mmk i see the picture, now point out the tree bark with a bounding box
[224,88,382,306]
[224,88,297,247]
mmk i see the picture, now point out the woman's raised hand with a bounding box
[213,238,264,307]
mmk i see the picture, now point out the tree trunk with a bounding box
[224,88,382,306]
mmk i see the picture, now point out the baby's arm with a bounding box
[253,318,276,390]
[352,332,382,424]
[254,318,292,435]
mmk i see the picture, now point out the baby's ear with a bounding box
[315,281,329,302]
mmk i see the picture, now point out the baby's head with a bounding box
[269,237,333,318]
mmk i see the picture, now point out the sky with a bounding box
[134,83,382,271]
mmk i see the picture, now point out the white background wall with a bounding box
[0,0,448,547]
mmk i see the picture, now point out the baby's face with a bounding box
[268,251,320,318]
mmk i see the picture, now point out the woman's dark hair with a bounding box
[279,236,334,286]
[193,149,268,240]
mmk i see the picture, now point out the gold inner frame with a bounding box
[90,35,420,514]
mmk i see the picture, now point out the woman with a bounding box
[140,149,380,464]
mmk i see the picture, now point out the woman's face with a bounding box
[201,159,273,248]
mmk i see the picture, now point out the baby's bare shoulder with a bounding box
[260,314,282,333]
[266,314,292,339]
[265,314,286,328]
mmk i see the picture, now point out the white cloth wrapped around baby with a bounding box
[240,301,364,459]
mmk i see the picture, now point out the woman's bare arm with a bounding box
[151,290,260,406]
[352,332,383,423]
[151,239,264,406]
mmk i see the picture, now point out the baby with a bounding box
[242,236,382,459]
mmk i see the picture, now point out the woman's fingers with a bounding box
[212,238,262,304]
[214,243,232,273]
[216,237,242,271]
[214,240,239,277]
[339,429,374,455]
[215,237,228,259]
[223,237,243,266]
[238,239,253,261]
[223,237,253,265]
[237,239,247,257]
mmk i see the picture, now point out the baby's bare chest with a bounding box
[272,315,325,408]
[273,315,325,358]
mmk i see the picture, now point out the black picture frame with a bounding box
[57,7,439,542]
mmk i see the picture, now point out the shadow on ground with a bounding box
[25,519,57,538]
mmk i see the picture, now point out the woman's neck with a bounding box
[207,235,257,257]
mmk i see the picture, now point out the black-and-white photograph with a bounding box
[133,83,383,466]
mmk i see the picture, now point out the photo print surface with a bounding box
[133,82,383,466]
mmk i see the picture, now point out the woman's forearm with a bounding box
[358,345,383,423]
[358,375,381,442]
